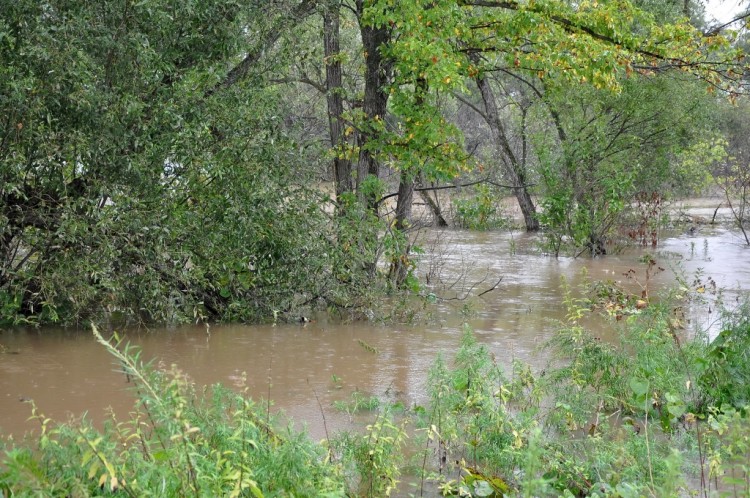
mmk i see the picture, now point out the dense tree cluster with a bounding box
[1,0,747,325]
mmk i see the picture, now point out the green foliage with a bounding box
[0,0,381,325]
[0,326,347,496]
[332,409,407,497]
[411,282,750,495]
[453,185,510,230]
[703,405,750,495]
[537,75,714,256]
[673,136,725,196]
[699,303,750,409]
[334,390,381,415]
[414,326,546,495]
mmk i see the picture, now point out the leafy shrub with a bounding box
[0,0,382,327]
[453,185,510,230]
[698,302,750,409]
[332,409,407,497]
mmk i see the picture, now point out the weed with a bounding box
[332,408,407,497]
[334,390,381,416]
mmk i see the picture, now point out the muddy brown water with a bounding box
[1,220,748,442]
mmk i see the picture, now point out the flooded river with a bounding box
[1,215,749,441]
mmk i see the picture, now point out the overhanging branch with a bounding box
[375,176,536,207]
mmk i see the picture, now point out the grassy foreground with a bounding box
[1,287,750,497]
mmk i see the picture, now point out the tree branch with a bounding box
[704,11,750,37]
[375,176,534,207]
[206,0,317,97]
[451,91,488,122]
[269,76,327,94]
[464,0,743,80]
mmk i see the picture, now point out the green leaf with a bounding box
[630,377,649,397]
[473,479,495,497]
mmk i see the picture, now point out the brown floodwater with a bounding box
[1,212,748,442]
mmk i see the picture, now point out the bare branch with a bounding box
[704,11,750,37]
[375,176,533,207]
[477,276,503,297]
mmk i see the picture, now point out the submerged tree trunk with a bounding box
[388,172,416,285]
[388,78,429,287]
[419,188,449,226]
[323,1,352,201]
[474,71,540,231]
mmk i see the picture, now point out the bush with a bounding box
[698,302,750,409]
[453,185,510,230]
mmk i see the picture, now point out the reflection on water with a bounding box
[1,224,748,440]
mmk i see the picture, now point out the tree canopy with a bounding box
[1,0,747,324]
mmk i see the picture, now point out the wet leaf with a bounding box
[473,479,494,497]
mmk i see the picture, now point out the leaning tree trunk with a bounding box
[419,189,449,226]
[323,1,352,201]
[474,70,540,231]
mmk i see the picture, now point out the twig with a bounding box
[711,202,722,225]
[477,277,503,298]
[266,345,273,439]
[308,379,333,461]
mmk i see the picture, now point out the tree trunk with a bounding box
[356,1,392,211]
[473,71,540,231]
[419,188,449,226]
[388,78,428,287]
[323,1,352,200]
[388,171,415,286]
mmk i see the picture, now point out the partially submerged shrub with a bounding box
[332,409,407,497]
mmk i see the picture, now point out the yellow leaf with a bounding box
[88,462,100,479]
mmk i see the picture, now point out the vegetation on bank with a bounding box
[2,0,749,494]
[1,0,748,326]
[2,283,749,496]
